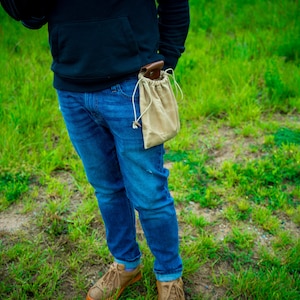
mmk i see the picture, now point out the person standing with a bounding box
[21,0,190,299]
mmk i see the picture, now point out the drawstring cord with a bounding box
[132,77,143,129]
[165,68,184,100]
[131,68,183,129]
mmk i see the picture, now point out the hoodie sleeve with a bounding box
[21,16,48,29]
[157,0,190,69]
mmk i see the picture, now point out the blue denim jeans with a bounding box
[56,77,182,281]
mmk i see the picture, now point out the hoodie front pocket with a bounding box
[51,17,141,81]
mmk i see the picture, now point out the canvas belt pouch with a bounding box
[132,60,181,149]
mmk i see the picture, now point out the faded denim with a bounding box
[56,77,182,281]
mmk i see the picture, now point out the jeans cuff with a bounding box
[155,271,182,282]
[114,258,141,270]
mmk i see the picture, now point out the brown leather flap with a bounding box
[140,60,164,79]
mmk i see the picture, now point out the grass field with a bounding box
[0,0,300,299]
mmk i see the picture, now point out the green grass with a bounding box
[1,0,300,299]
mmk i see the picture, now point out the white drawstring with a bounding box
[131,77,143,128]
[164,68,184,100]
[131,68,183,129]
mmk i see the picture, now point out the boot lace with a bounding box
[94,263,121,294]
[161,279,184,299]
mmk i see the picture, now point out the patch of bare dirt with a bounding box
[185,261,231,300]
[0,171,84,234]
[0,202,31,233]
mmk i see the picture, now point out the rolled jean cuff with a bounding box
[156,271,182,282]
[114,258,141,270]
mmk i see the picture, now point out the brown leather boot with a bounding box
[86,263,142,300]
[157,278,185,300]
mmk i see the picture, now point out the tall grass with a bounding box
[1,0,300,299]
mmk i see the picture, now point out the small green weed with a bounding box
[274,127,300,146]
[0,171,30,209]
[252,206,280,234]
[225,227,256,250]
[183,212,210,232]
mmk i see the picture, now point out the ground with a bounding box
[1,118,299,299]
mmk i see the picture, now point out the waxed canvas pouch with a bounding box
[132,62,181,149]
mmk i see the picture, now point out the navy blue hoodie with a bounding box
[41,0,189,92]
